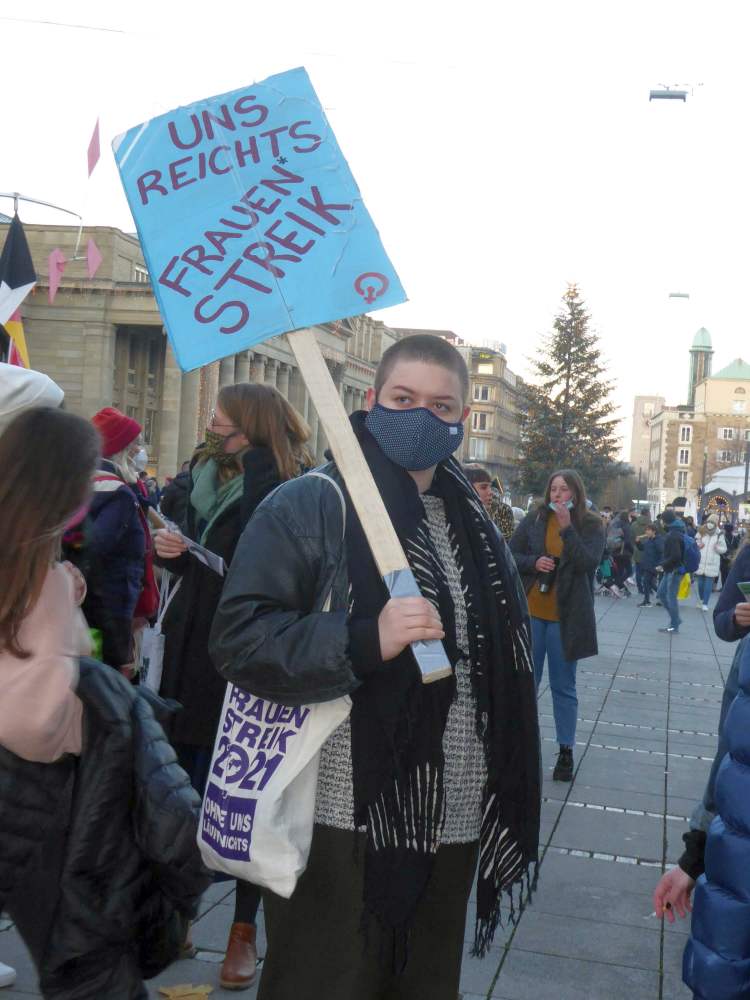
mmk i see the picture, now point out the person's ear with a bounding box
[461,405,471,422]
[365,387,376,411]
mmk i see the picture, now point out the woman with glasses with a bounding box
[154,382,311,991]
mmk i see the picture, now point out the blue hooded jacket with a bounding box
[683,639,750,998]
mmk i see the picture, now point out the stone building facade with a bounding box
[4,222,398,477]
[647,327,750,513]
[629,395,665,482]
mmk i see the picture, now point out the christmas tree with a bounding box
[519,285,619,500]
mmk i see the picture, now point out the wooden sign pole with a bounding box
[287,327,451,683]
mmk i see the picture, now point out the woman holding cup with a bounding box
[510,470,605,781]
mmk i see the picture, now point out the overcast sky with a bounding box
[2,0,749,457]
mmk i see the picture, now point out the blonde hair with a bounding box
[198,383,312,483]
[108,445,139,484]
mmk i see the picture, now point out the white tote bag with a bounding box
[137,572,181,692]
[197,473,352,898]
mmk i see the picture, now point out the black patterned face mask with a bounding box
[203,428,241,467]
[365,404,464,470]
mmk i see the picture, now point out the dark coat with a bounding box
[714,543,750,643]
[0,659,211,1000]
[209,459,530,707]
[509,506,605,661]
[631,515,654,563]
[209,464,356,707]
[683,639,750,998]
[661,522,686,573]
[635,535,662,573]
[159,471,191,527]
[83,459,146,623]
[158,448,283,748]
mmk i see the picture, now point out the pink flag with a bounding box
[86,238,103,279]
[87,119,100,177]
[48,249,66,304]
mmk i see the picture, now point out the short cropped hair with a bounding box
[375,334,470,401]
[464,464,491,484]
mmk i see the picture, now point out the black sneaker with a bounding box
[553,745,574,782]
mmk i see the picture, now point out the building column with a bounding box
[288,365,305,413]
[264,358,279,386]
[177,368,201,466]
[235,351,251,383]
[249,353,266,383]
[219,355,235,387]
[81,322,116,417]
[277,362,291,400]
[159,342,183,479]
[343,386,354,414]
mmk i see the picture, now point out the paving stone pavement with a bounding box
[1,590,732,998]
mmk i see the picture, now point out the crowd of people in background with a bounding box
[3,337,750,998]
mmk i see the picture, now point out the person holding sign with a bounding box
[154,382,311,990]
[210,335,540,1000]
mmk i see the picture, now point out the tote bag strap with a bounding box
[306,471,346,613]
[155,571,182,630]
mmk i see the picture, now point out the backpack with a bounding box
[682,534,700,573]
[606,521,624,554]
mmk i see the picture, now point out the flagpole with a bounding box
[0,193,86,261]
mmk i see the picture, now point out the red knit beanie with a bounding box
[92,407,141,457]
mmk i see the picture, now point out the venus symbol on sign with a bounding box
[354,272,389,304]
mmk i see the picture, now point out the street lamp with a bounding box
[701,444,708,516]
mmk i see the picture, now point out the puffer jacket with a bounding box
[0,658,211,999]
[83,459,147,625]
[683,639,750,998]
[697,528,728,578]
[509,506,605,662]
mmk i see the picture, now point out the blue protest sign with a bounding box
[113,67,406,371]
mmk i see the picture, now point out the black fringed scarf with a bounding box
[344,414,541,960]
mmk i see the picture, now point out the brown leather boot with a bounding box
[219,922,258,990]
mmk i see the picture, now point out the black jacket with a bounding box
[0,659,211,1000]
[509,506,605,661]
[210,463,375,706]
[159,471,191,527]
[157,448,283,747]
[714,543,750,643]
[661,523,686,573]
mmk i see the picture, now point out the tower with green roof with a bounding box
[688,327,713,406]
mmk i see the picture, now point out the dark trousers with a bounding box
[635,562,644,594]
[641,570,656,603]
[259,824,478,1000]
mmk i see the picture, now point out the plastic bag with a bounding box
[677,572,692,601]
[137,572,181,692]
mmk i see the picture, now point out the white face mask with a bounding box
[133,447,148,472]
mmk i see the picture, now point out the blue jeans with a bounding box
[531,616,578,747]
[697,574,714,605]
[657,570,682,630]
